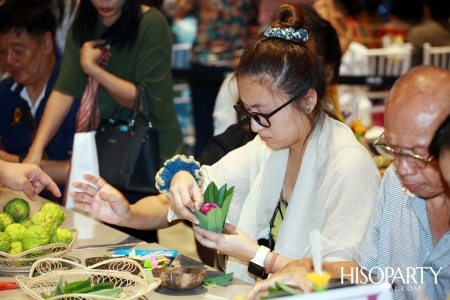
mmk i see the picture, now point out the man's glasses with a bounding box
[233,97,297,128]
[373,133,434,169]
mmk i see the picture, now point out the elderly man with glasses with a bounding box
[247,66,450,300]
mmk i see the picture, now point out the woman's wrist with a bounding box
[265,251,279,274]
[122,204,138,228]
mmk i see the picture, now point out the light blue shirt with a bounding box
[354,166,450,300]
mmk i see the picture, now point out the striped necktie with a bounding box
[75,47,111,133]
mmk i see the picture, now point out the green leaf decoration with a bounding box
[216,184,227,207]
[195,182,235,233]
[275,281,303,295]
[62,278,91,294]
[203,272,234,286]
[261,281,303,299]
[193,207,209,229]
[86,287,123,296]
[206,205,217,231]
[226,186,234,198]
[40,292,54,299]
[203,182,218,204]
[89,281,115,292]
[221,194,232,223]
[54,275,64,295]
[207,206,222,233]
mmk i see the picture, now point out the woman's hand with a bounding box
[70,174,131,226]
[246,259,314,300]
[193,223,260,262]
[80,40,107,76]
[168,170,204,224]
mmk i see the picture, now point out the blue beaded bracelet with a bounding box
[155,154,204,194]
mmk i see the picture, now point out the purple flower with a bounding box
[144,254,158,269]
[200,203,218,215]
[342,110,352,118]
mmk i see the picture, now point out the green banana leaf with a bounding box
[213,206,223,232]
[261,282,303,299]
[194,207,209,229]
[216,184,227,207]
[221,191,233,222]
[203,181,218,203]
[275,282,303,294]
[203,272,234,286]
[193,182,234,233]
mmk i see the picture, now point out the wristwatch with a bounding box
[248,246,270,278]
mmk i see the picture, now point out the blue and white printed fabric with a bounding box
[264,27,308,41]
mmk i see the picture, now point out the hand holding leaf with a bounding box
[193,182,234,233]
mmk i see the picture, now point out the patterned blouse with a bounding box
[192,0,253,67]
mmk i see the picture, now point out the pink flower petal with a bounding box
[200,203,218,215]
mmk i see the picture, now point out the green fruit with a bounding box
[39,203,66,226]
[31,212,57,237]
[4,223,26,242]
[3,198,30,222]
[0,218,4,232]
[50,228,73,245]
[18,218,32,228]
[0,212,14,228]
[0,232,12,253]
[8,241,22,255]
[22,226,50,252]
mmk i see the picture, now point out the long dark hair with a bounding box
[72,0,140,50]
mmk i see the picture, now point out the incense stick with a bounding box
[309,229,322,274]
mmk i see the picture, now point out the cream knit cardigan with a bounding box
[171,115,381,283]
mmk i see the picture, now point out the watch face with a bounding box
[248,261,265,278]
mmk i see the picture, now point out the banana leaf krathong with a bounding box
[193,182,234,233]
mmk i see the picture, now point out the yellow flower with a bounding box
[307,272,331,291]
[351,119,367,135]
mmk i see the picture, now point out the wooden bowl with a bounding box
[151,267,206,291]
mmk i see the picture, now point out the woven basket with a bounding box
[0,228,79,272]
[16,257,162,300]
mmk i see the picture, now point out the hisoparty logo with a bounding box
[341,266,442,285]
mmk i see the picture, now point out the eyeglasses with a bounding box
[233,97,297,128]
[373,133,434,169]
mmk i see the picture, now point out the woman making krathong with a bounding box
[158,3,380,284]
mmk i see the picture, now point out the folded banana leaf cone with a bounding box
[193,182,234,233]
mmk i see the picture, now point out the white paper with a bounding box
[65,131,99,209]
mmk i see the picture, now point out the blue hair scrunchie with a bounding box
[155,155,204,194]
[264,27,309,42]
